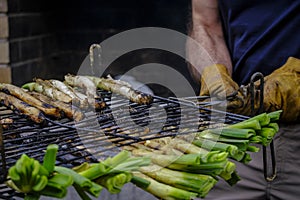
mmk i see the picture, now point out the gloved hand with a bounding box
[199,57,300,122]
[199,64,244,109]
[236,57,300,122]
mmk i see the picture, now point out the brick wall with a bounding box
[0,0,10,83]
[7,0,59,85]
[4,0,193,89]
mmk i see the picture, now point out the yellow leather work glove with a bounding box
[199,64,244,109]
[233,57,300,122]
[199,57,300,122]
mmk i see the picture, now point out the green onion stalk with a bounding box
[139,164,217,198]
[132,172,198,200]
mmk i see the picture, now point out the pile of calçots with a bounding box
[6,110,282,200]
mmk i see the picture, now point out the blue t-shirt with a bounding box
[218,0,300,85]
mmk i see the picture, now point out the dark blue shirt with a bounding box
[218,0,300,85]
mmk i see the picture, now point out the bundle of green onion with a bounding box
[6,144,74,199]
[130,110,282,200]
[129,142,234,199]
[191,110,282,163]
[6,146,150,200]
[73,150,150,196]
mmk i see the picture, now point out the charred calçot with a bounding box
[85,75,153,105]
[29,92,85,122]
[0,75,151,124]
[0,91,45,124]
[0,83,61,118]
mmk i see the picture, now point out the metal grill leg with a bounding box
[0,124,7,183]
[263,141,277,181]
[250,72,277,181]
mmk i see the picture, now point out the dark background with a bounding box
[8,0,193,89]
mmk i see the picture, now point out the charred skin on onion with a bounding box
[0,92,45,124]
[0,83,61,118]
[64,74,107,109]
[49,79,78,99]
[64,74,98,105]
[68,88,89,109]
[29,92,85,122]
[34,79,73,104]
[49,79,88,107]
[86,75,153,105]
[24,81,90,109]
[23,79,106,111]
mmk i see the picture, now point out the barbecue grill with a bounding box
[0,73,276,199]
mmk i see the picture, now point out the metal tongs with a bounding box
[250,72,277,181]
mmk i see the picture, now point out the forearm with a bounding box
[186,0,232,81]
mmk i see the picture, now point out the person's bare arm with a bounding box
[186,0,232,82]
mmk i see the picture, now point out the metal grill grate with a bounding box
[0,91,249,199]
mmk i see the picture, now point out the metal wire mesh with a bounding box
[0,91,249,199]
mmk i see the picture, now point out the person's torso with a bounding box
[218,0,300,85]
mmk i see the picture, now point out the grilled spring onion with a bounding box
[139,164,217,198]
[192,138,245,161]
[195,111,282,146]
[40,173,73,199]
[24,81,89,109]
[244,113,270,126]
[237,111,281,127]
[42,144,59,173]
[67,88,89,108]
[131,149,202,166]
[207,128,256,139]
[49,79,81,102]
[139,148,237,185]
[0,92,45,124]
[144,137,209,155]
[6,154,49,194]
[35,79,73,103]
[64,75,107,109]
[94,172,132,194]
[86,75,153,104]
[24,81,105,111]
[54,166,95,189]
[132,140,236,182]
[0,83,61,118]
[268,110,283,122]
[131,111,282,199]
[22,80,73,105]
[64,74,98,105]
[49,79,92,109]
[132,172,198,200]
[132,148,228,174]
[29,92,85,122]
[79,151,151,180]
[227,119,261,130]
[169,141,226,162]
[185,133,251,151]
[6,145,74,199]
[71,151,150,196]
[55,166,103,197]
[143,138,228,163]
[65,151,150,196]
[131,147,229,170]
